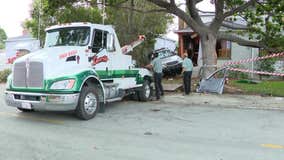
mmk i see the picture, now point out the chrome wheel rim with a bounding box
[84,93,97,115]
[145,84,151,98]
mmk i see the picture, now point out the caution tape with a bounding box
[219,51,284,77]
[223,52,284,67]
[227,68,284,77]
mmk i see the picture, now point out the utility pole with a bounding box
[102,0,105,24]
[37,0,42,40]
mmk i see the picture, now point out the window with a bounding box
[158,50,174,59]
[45,27,90,47]
[216,40,231,59]
[92,29,108,53]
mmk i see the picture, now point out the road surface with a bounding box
[0,86,284,160]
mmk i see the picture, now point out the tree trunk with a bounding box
[200,33,218,78]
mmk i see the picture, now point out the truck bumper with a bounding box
[5,91,80,111]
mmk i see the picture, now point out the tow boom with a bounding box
[121,35,145,54]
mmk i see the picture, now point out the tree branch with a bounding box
[91,1,168,14]
[186,0,204,26]
[217,31,265,48]
[147,0,204,33]
[221,21,248,30]
[215,0,224,18]
[210,0,224,32]
[223,0,256,18]
[107,5,168,13]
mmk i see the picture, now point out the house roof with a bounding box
[155,36,176,42]
[175,19,247,33]
[5,34,37,42]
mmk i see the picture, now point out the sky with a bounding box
[0,0,33,37]
[0,0,214,40]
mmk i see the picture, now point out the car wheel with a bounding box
[76,86,100,120]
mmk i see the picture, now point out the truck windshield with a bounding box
[45,27,90,47]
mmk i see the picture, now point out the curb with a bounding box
[161,93,284,111]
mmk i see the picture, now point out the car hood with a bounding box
[161,55,182,65]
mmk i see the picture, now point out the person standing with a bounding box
[182,52,193,95]
[146,52,164,100]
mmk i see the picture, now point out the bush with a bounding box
[0,69,11,83]
[227,65,249,79]
[256,51,277,80]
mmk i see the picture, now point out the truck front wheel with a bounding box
[76,86,100,120]
[138,80,152,101]
[17,108,34,112]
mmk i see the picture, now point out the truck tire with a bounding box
[138,80,152,101]
[76,86,100,120]
[17,107,34,112]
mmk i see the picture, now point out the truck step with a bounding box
[103,83,119,87]
[106,97,123,103]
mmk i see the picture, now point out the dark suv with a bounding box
[150,48,183,76]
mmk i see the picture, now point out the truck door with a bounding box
[91,29,112,79]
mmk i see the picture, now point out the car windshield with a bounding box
[158,50,174,59]
[45,27,90,47]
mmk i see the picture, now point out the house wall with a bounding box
[274,60,284,73]
[217,42,259,69]
[5,38,40,58]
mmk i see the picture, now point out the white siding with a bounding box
[217,42,259,68]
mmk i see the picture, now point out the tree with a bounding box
[24,0,102,43]
[145,0,283,77]
[0,27,7,49]
[25,0,172,65]
[105,0,173,65]
[26,0,283,77]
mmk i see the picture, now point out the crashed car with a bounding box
[150,48,183,76]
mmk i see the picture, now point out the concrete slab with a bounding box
[162,83,182,92]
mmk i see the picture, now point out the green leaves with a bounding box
[105,0,172,65]
[0,27,7,49]
[242,0,284,48]
[24,0,102,43]
[25,0,172,65]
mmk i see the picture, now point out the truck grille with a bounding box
[13,61,43,88]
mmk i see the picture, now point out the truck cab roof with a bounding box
[45,22,115,32]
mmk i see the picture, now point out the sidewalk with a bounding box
[162,93,284,111]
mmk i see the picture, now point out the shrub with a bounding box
[0,69,11,83]
[227,65,249,79]
[256,51,277,80]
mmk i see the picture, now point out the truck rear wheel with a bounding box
[76,86,100,120]
[17,108,34,112]
[138,80,152,101]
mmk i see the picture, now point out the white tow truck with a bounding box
[5,22,153,120]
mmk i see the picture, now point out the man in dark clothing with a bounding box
[146,52,164,100]
[182,52,193,95]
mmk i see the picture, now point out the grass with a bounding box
[231,80,284,97]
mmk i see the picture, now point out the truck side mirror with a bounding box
[106,33,115,52]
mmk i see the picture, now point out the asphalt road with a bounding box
[1,87,284,160]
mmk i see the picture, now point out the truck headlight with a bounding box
[50,79,75,90]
